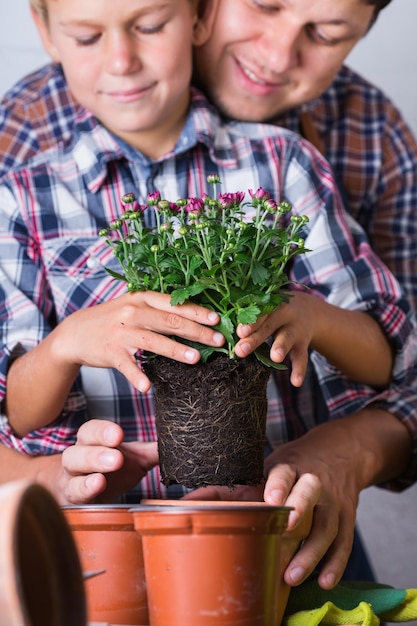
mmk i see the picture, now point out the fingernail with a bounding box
[239,342,251,356]
[208,311,219,322]
[104,425,119,445]
[288,566,305,585]
[272,348,285,361]
[100,451,118,469]
[240,325,251,336]
[185,349,197,362]
[288,510,300,527]
[268,489,286,504]
[213,332,224,345]
[321,572,337,588]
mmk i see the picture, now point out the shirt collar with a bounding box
[70,88,238,194]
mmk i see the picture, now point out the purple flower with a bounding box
[121,192,140,211]
[185,197,205,215]
[248,187,270,201]
[218,191,245,208]
[147,191,162,205]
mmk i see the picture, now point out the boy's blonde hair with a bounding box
[30,0,48,21]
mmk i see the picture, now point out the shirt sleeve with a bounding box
[0,64,78,178]
[0,181,89,454]
[283,136,417,412]
[0,101,42,177]
[357,102,417,313]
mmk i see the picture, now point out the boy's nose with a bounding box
[104,33,141,75]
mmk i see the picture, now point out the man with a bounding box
[0,0,416,591]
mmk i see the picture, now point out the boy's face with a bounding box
[34,0,201,157]
[194,0,375,122]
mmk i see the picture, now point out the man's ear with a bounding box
[193,0,219,47]
[30,5,61,63]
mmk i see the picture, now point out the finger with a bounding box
[62,443,124,475]
[263,462,298,505]
[234,328,271,357]
[315,511,356,589]
[141,291,220,326]
[280,472,321,529]
[122,441,159,471]
[236,315,268,339]
[284,502,338,587]
[141,312,225,350]
[62,472,108,505]
[75,420,125,447]
[185,484,264,501]
[288,346,309,387]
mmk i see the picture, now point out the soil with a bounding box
[143,353,271,489]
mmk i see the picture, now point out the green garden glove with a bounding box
[283,575,417,625]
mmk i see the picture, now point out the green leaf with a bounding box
[237,305,261,325]
[215,314,235,349]
[105,268,128,283]
[251,260,269,285]
[170,282,208,306]
[254,342,288,370]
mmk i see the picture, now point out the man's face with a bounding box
[194,0,375,121]
[35,0,199,157]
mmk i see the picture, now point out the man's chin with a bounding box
[208,90,288,124]
[212,98,274,124]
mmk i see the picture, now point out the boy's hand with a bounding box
[57,420,158,505]
[58,291,224,392]
[234,291,313,387]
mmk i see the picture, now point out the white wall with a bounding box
[347,0,417,136]
[0,1,48,96]
[1,0,417,136]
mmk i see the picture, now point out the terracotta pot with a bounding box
[132,502,291,626]
[63,504,149,625]
[140,499,312,625]
[0,480,86,626]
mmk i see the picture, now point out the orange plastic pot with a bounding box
[140,499,312,625]
[63,504,149,625]
[132,503,291,626]
[0,480,86,626]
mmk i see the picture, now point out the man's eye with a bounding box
[306,25,339,46]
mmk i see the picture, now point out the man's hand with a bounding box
[56,420,158,505]
[263,407,412,589]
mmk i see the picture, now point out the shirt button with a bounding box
[86,256,100,269]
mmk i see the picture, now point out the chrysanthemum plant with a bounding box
[100,175,309,369]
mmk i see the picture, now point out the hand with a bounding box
[183,484,265,502]
[234,290,393,389]
[262,407,412,590]
[234,292,313,387]
[55,420,158,505]
[263,453,346,589]
[57,290,224,392]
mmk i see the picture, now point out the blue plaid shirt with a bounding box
[0,87,416,499]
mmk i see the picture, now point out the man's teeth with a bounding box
[242,66,268,85]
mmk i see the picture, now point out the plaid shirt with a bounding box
[0,76,417,493]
